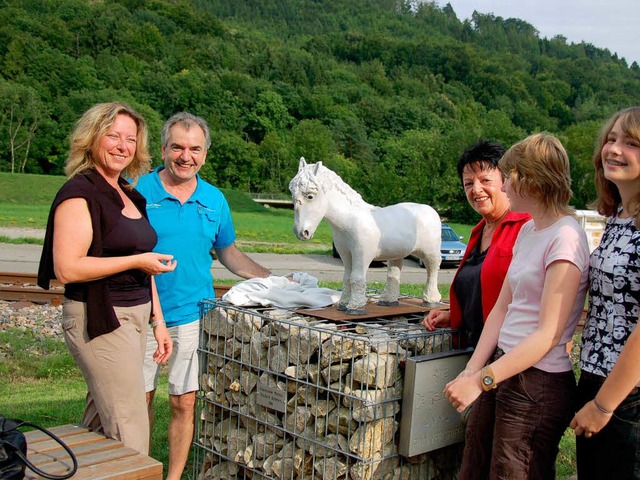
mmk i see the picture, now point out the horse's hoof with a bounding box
[336,304,347,311]
[378,300,399,307]
[422,301,443,308]
[346,308,367,316]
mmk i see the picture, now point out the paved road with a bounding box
[0,243,456,285]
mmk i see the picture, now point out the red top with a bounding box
[449,212,531,330]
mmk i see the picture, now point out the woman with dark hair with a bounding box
[423,141,529,347]
[38,102,176,454]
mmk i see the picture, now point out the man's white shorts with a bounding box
[144,320,199,396]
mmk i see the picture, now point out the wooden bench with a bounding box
[23,425,162,480]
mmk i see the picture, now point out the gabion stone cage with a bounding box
[193,298,462,480]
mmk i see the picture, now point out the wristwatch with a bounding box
[481,365,497,392]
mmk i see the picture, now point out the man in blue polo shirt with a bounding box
[136,112,271,480]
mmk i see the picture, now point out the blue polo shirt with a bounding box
[136,167,236,326]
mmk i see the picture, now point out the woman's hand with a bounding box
[152,323,173,365]
[456,366,479,379]
[570,400,613,438]
[136,253,177,275]
[422,310,451,331]
[444,372,483,412]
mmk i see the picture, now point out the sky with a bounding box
[435,1,640,66]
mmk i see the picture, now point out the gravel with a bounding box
[1,228,62,341]
[0,300,63,341]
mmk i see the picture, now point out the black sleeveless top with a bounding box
[63,213,157,307]
[102,215,157,305]
[452,241,487,348]
[39,170,156,339]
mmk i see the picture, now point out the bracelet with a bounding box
[151,319,165,328]
[593,397,613,415]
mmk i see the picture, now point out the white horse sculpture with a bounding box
[289,158,442,315]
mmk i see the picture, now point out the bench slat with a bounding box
[23,424,89,444]
[23,425,162,480]
[26,438,120,467]
[25,446,140,478]
[48,455,161,480]
[26,432,104,453]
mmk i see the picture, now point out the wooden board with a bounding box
[213,284,232,298]
[23,425,162,480]
[296,297,449,321]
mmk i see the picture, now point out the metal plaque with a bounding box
[256,381,287,413]
[399,349,473,456]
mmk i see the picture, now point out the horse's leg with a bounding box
[421,253,442,307]
[336,256,352,311]
[378,259,402,306]
[345,259,368,315]
[337,272,352,311]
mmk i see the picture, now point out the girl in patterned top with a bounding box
[570,106,640,479]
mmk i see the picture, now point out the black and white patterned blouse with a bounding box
[580,214,640,377]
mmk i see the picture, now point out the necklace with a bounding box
[481,209,509,245]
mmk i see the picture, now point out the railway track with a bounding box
[0,272,64,304]
[0,272,233,305]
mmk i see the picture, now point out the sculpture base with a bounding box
[297,297,448,321]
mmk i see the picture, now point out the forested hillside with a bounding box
[2,0,640,221]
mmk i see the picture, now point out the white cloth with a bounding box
[222,272,341,308]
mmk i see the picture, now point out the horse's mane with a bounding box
[292,163,373,208]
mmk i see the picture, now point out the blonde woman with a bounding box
[570,106,640,479]
[445,133,590,479]
[38,102,176,454]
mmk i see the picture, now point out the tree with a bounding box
[563,120,602,208]
[288,119,337,164]
[0,81,44,173]
[246,90,293,143]
[258,131,294,192]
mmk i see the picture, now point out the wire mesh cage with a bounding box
[193,297,462,480]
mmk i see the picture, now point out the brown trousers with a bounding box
[62,299,151,454]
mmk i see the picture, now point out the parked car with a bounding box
[410,224,467,268]
[439,224,467,267]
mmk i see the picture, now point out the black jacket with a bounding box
[38,169,150,339]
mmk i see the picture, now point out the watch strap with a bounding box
[481,365,497,392]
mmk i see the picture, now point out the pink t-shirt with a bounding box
[498,216,589,372]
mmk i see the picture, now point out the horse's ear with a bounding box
[298,157,307,171]
[313,161,323,175]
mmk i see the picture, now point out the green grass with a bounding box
[0,328,77,380]
[0,205,334,253]
[232,210,333,248]
[0,325,178,476]
[0,235,43,244]
[0,172,336,251]
[0,172,66,205]
[0,172,470,255]
[0,204,51,228]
